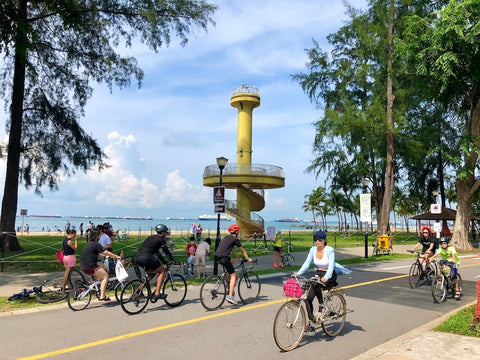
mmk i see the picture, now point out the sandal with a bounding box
[99,296,111,301]
[455,291,461,299]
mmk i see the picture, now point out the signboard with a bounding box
[431,204,441,214]
[20,209,27,216]
[360,193,371,223]
[214,205,226,213]
[213,186,225,205]
[266,227,276,240]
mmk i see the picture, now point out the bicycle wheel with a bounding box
[120,279,150,315]
[199,275,227,311]
[273,300,306,352]
[321,292,347,337]
[36,290,67,304]
[238,271,261,304]
[450,273,462,298]
[67,287,92,311]
[68,269,86,289]
[431,274,447,303]
[408,262,422,288]
[282,254,295,267]
[114,282,125,302]
[163,273,187,307]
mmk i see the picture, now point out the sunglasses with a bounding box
[314,237,325,241]
[422,231,429,234]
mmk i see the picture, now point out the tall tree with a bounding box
[401,0,480,249]
[0,0,217,250]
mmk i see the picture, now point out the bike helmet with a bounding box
[277,230,282,234]
[439,237,450,244]
[421,226,432,234]
[314,230,327,240]
[155,224,169,234]
[228,224,240,234]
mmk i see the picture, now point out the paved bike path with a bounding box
[1,244,479,359]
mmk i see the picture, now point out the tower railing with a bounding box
[225,200,264,229]
[203,163,284,178]
[232,85,259,96]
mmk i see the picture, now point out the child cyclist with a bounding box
[431,237,461,299]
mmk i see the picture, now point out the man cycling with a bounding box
[135,224,176,301]
[214,224,252,305]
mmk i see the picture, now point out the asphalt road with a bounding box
[1,255,479,360]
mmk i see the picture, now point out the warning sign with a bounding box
[213,186,225,205]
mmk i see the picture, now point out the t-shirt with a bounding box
[63,237,75,256]
[196,241,210,256]
[273,234,282,247]
[214,235,242,258]
[436,246,460,265]
[419,235,437,252]
[186,243,197,256]
[80,241,104,270]
[98,233,112,250]
[136,234,174,262]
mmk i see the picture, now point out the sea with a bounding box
[15,216,324,235]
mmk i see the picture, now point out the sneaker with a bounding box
[273,263,278,268]
[305,322,315,333]
[226,295,237,305]
[153,293,167,301]
[316,305,327,321]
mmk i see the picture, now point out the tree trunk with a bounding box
[0,0,27,251]
[378,1,396,234]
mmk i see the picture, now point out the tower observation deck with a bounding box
[202,85,285,238]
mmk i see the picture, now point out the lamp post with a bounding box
[214,156,228,275]
[361,180,371,259]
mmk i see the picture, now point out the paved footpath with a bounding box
[1,244,480,359]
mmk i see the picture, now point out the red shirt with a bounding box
[186,243,197,256]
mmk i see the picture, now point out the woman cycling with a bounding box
[296,230,351,320]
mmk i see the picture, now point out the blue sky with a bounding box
[1,0,367,221]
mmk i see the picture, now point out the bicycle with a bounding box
[8,278,67,304]
[407,250,438,288]
[67,268,128,311]
[431,261,463,303]
[273,274,347,351]
[199,258,261,311]
[119,260,187,315]
[281,253,295,267]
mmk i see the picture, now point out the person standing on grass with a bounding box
[195,237,211,278]
[273,230,283,268]
[61,229,78,291]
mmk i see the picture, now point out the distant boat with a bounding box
[166,217,185,220]
[29,215,62,218]
[275,217,300,222]
[198,214,231,221]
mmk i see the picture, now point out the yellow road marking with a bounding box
[19,261,480,359]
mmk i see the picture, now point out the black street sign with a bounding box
[215,205,226,213]
[213,186,225,205]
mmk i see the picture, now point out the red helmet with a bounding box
[228,224,240,234]
[421,226,432,234]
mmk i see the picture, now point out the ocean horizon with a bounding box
[14,214,419,235]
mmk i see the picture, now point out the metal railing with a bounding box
[203,163,284,178]
[232,84,259,96]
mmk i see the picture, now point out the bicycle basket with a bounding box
[283,277,310,298]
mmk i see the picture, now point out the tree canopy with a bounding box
[0,0,217,249]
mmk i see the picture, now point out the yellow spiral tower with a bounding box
[203,85,285,238]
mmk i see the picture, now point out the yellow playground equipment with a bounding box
[372,234,393,256]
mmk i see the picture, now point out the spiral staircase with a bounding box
[203,163,284,237]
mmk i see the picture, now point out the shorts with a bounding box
[215,256,234,274]
[136,256,161,272]
[274,246,282,253]
[196,253,206,266]
[63,254,77,268]
[82,265,102,275]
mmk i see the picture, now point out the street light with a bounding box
[361,179,370,259]
[432,190,439,203]
[214,156,228,275]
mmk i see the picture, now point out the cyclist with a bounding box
[410,226,437,272]
[134,224,176,301]
[296,230,351,321]
[431,237,461,299]
[273,230,282,268]
[213,224,252,305]
[80,230,122,301]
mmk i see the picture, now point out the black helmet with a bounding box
[155,224,169,234]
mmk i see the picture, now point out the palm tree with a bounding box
[302,187,326,230]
